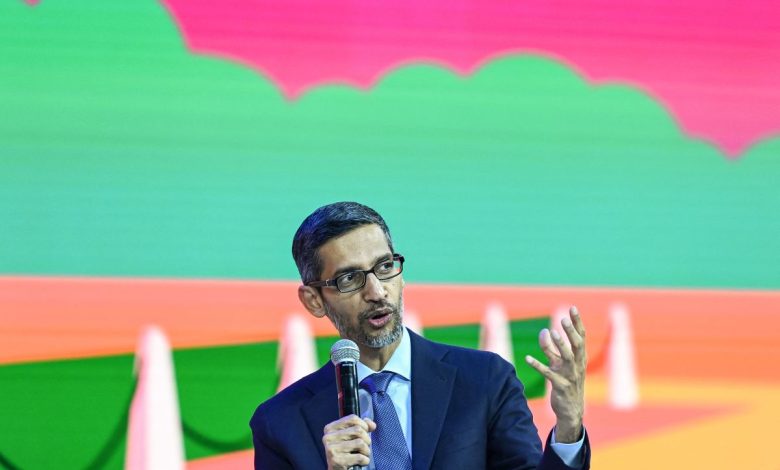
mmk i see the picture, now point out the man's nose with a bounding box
[362,272,387,300]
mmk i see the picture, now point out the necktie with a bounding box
[360,372,412,470]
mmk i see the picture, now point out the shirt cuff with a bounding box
[549,427,585,467]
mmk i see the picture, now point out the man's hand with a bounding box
[322,415,376,470]
[525,306,587,443]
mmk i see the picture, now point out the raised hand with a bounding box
[525,306,587,443]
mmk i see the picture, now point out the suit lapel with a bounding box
[299,333,458,469]
[300,362,339,465]
[409,331,456,470]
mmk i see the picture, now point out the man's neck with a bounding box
[358,337,401,372]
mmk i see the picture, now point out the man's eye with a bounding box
[340,273,358,285]
[376,261,394,273]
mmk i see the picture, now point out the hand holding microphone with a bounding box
[323,340,375,470]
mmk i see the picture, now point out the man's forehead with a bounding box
[318,224,391,274]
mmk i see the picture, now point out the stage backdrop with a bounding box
[1,1,779,469]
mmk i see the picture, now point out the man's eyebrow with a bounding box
[332,253,393,278]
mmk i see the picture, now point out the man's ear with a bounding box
[298,285,327,318]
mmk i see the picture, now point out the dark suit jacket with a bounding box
[250,329,590,469]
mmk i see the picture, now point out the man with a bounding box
[251,202,590,469]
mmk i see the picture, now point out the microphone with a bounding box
[330,339,361,417]
[330,339,362,470]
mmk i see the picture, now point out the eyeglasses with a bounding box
[306,254,405,293]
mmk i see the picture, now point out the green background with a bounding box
[1,0,778,288]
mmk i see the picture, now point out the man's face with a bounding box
[316,224,404,349]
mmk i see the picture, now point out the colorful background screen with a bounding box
[1,1,779,468]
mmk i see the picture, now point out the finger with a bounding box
[561,315,584,360]
[324,415,367,434]
[364,418,377,432]
[325,436,371,454]
[324,439,372,467]
[538,329,562,364]
[550,328,574,362]
[336,449,371,468]
[336,453,371,468]
[323,425,372,445]
[570,306,586,340]
[525,355,566,388]
[337,437,372,457]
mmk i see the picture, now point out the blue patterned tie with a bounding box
[360,372,412,470]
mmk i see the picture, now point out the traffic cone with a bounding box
[403,309,424,336]
[277,314,318,391]
[479,302,514,363]
[608,303,639,410]
[125,325,185,470]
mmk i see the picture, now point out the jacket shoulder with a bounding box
[413,331,514,366]
[249,362,333,431]
[410,331,518,386]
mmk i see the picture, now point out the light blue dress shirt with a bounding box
[356,328,585,467]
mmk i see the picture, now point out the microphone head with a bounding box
[330,339,360,365]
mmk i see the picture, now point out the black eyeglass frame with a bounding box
[305,254,405,293]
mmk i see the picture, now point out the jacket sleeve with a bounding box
[251,407,295,470]
[485,356,590,470]
[538,428,590,470]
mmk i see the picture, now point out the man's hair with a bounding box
[292,202,394,284]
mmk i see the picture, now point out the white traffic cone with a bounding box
[479,302,514,364]
[125,325,185,470]
[403,309,424,336]
[608,303,639,410]
[277,313,318,391]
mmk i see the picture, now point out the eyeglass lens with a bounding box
[336,259,402,292]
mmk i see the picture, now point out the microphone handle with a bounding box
[335,362,363,470]
[335,361,360,416]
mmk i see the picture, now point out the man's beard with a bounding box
[324,295,404,349]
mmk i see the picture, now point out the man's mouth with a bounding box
[365,307,393,328]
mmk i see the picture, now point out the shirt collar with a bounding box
[356,327,411,383]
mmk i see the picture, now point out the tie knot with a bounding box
[360,371,395,394]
